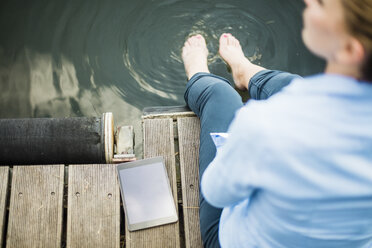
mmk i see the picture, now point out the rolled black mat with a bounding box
[0,115,112,165]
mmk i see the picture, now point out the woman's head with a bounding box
[302,0,372,82]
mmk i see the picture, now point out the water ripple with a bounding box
[0,0,325,155]
[121,0,316,100]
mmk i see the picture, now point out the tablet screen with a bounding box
[117,157,178,231]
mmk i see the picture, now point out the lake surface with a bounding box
[0,0,324,156]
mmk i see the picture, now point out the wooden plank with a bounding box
[142,112,196,120]
[142,106,196,120]
[178,117,203,248]
[66,164,120,248]
[125,118,180,248]
[142,105,191,116]
[6,165,64,248]
[0,167,9,248]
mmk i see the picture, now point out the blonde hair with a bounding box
[341,0,372,82]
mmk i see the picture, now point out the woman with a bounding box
[181,0,372,247]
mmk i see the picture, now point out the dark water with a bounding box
[0,0,324,154]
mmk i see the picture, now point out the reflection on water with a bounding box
[0,0,324,156]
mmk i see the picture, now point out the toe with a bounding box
[228,34,239,47]
[234,38,239,47]
[192,34,206,48]
[184,38,191,47]
[219,33,229,46]
[190,36,198,45]
[196,35,206,45]
[182,34,208,58]
[227,35,235,46]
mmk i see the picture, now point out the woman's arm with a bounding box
[200,104,267,208]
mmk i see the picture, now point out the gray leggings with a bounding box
[184,70,301,247]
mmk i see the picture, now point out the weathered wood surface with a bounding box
[6,165,64,248]
[142,105,192,118]
[1,111,202,248]
[142,111,195,120]
[0,166,9,248]
[67,164,120,248]
[142,107,196,120]
[125,118,180,248]
[178,117,203,248]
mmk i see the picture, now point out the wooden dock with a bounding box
[0,111,203,248]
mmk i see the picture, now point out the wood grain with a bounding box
[6,165,64,248]
[0,167,9,248]
[66,164,120,248]
[125,118,180,248]
[178,117,203,248]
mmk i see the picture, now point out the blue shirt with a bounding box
[201,74,372,247]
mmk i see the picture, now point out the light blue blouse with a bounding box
[201,74,372,247]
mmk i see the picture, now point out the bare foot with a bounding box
[182,34,210,80]
[219,33,265,90]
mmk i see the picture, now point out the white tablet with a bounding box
[116,156,178,231]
